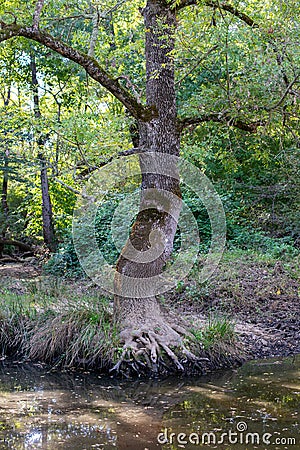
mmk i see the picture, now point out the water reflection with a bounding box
[0,357,298,449]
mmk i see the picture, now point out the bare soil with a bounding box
[171,256,300,361]
[0,261,41,279]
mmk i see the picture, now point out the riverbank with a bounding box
[0,248,299,375]
[173,249,300,361]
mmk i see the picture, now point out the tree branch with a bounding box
[33,0,45,30]
[117,75,142,101]
[178,113,265,133]
[77,147,141,178]
[53,177,88,198]
[176,0,297,109]
[88,7,100,57]
[44,1,129,25]
[175,45,218,86]
[265,73,300,111]
[0,239,34,252]
[175,0,198,9]
[0,23,153,121]
[176,0,259,28]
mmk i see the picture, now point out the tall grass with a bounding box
[0,280,119,370]
[186,314,241,369]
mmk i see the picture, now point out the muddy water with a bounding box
[0,356,299,450]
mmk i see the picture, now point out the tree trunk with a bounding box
[1,89,11,243]
[30,53,57,252]
[113,0,199,375]
[39,153,57,252]
[1,149,9,223]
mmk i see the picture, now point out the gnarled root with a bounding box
[110,321,209,377]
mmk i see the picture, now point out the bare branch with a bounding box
[273,45,290,87]
[175,0,198,9]
[53,177,91,199]
[77,147,141,178]
[117,75,142,101]
[106,0,129,15]
[265,73,300,111]
[0,239,34,252]
[88,7,100,57]
[175,45,218,86]
[33,0,45,30]
[44,14,88,23]
[44,1,128,25]
[290,89,300,98]
[178,113,265,133]
[0,23,154,121]
[176,0,259,28]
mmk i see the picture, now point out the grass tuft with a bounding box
[0,278,119,370]
[190,315,235,351]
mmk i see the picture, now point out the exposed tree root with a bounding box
[110,321,211,377]
[0,239,34,253]
[0,255,22,263]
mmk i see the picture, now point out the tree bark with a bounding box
[115,0,179,315]
[0,151,9,258]
[39,153,56,252]
[0,239,34,252]
[112,1,198,375]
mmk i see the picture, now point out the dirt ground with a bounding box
[172,257,300,361]
[0,262,41,279]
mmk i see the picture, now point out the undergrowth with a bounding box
[0,282,119,369]
[190,315,235,351]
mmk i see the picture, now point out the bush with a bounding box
[227,228,299,258]
[44,236,84,277]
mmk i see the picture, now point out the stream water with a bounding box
[0,356,299,449]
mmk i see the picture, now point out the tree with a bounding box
[30,52,57,252]
[0,0,298,375]
[0,45,13,244]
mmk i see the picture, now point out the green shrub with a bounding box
[44,236,84,277]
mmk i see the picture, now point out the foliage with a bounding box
[0,0,299,271]
[44,234,84,277]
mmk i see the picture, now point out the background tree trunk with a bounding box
[39,153,56,252]
[0,150,9,257]
[1,149,9,224]
[1,88,11,260]
[1,88,11,242]
[30,53,57,252]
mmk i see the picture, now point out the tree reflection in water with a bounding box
[0,357,299,449]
